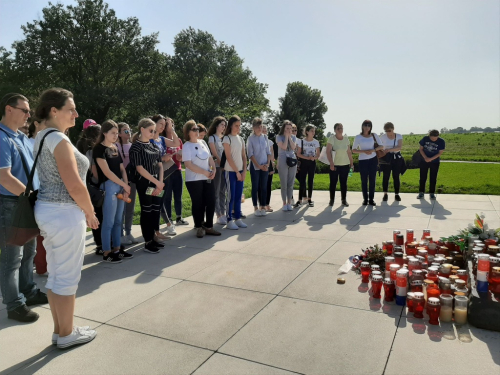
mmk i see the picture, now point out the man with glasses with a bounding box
[0,93,48,323]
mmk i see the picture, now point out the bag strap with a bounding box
[0,128,30,178]
[25,129,59,194]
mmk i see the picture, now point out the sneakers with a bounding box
[368,200,376,206]
[166,225,177,235]
[254,209,263,217]
[329,200,334,207]
[26,289,48,306]
[226,220,239,230]
[120,235,132,245]
[293,201,301,208]
[126,234,139,244]
[308,200,314,207]
[235,219,247,228]
[52,326,91,345]
[7,304,39,322]
[417,192,424,199]
[383,193,388,202]
[287,204,293,211]
[217,216,227,225]
[204,227,222,236]
[95,246,104,256]
[118,249,134,259]
[259,209,267,216]
[395,194,401,201]
[152,240,165,248]
[362,200,368,206]
[196,227,205,238]
[282,205,289,212]
[430,193,436,199]
[144,241,160,254]
[176,218,189,225]
[341,200,349,207]
[57,326,97,349]
[103,252,122,264]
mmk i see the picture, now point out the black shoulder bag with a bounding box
[219,135,231,169]
[0,129,57,245]
[286,138,298,168]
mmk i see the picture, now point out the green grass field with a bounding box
[132,163,500,224]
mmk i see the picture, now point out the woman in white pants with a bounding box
[34,88,99,349]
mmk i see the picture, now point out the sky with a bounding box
[0,0,498,135]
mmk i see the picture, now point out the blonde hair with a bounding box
[132,118,155,143]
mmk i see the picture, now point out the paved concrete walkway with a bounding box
[1,192,500,374]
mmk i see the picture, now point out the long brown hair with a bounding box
[208,116,226,137]
[93,120,118,155]
[117,122,130,160]
[224,115,241,136]
[278,120,292,135]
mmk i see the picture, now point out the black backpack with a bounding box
[219,135,231,169]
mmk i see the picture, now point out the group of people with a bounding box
[0,88,446,350]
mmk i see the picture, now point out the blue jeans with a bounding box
[162,169,183,222]
[100,180,125,251]
[250,163,269,207]
[0,195,38,311]
[225,170,244,221]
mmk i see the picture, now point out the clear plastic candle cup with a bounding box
[454,295,468,325]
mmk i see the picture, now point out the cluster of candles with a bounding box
[360,229,499,326]
[471,239,500,293]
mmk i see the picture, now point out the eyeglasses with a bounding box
[9,106,30,115]
[148,129,155,134]
[190,127,200,132]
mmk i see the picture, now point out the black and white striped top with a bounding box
[129,141,161,177]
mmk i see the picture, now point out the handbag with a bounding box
[412,149,424,166]
[285,138,297,168]
[0,129,57,246]
[88,183,105,207]
[372,134,385,159]
[318,146,336,165]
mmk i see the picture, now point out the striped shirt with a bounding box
[129,141,161,178]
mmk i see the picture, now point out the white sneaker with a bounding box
[166,225,177,235]
[282,205,288,212]
[287,204,293,211]
[120,236,132,245]
[226,220,239,230]
[260,209,267,216]
[216,216,225,225]
[52,326,91,345]
[235,219,247,228]
[254,210,262,217]
[126,234,138,244]
[57,326,97,349]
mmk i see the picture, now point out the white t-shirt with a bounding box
[299,138,320,158]
[223,134,244,172]
[379,133,403,150]
[352,134,382,160]
[182,140,211,181]
[208,134,224,160]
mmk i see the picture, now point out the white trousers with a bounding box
[34,201,86,295]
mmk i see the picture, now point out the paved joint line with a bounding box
[382,303,404,375]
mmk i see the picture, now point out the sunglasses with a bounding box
[190,127,200,132]
[123,130,130,134]
[362,124,371,127]
[9,106,30,115]
[292,129,297,132]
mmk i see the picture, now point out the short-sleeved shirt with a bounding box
[419,136,445,163]
[34,128,89,204]
[352,134,382,161]
[93,143,123,184]
[129,141,161,178]
[327,135,351,166]
[223,134,244,172]
[116,142,132,168]
[380,133,403,151]
[247,134,271,167]
[299,138,320,158]
[182,140,211,181]
[0,123,38,196]
[208,135,224,160]
[276,135,297,160]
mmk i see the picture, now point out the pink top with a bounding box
[116,142,132,168]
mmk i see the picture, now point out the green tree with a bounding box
[4,0,162,136]
[274,81,328,140]
[161,27,270,127]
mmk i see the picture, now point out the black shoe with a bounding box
[8,304,39,322]
[144,242,160,254]
[240,214,247,219]
[176,218,189,225]
[362,200,368,205]
[26,289,48,306]
[368,200,376,206]
[152,240,165,248]
[118,249,134,259]
[383,193,388,202]
[103,252,122,264]
[294,201,301,208]
[395,194,401,201]
[341,200,349,207]
[308,200,314,207]
[95,246,104,256]
[329,200,334,206]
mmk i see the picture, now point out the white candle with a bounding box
[440,306,453,322]
[454,307,467,324]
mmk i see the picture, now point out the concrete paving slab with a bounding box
[239,235,334,262]
[433,200,495,210]
[13,325,213,375]
[235,218,289,234]
[300,210,366,227]
[433,194,492,201]
[168,230,267,252]
[220,296,399,375]
[431,207,497,220]
[281,262,403,316]
[385,318,500,375]
[357,214,430,229]
[108,281,273,350]
[428,217,477,232]
[188,252,310,294]
[340,225,400,244]
[192,353,297,375]
[368,204,434,217]
[0,307,98,374]
[316,240,377,266]
[74,266,180,322]
[97,247,231,279]
[270,220,351,241]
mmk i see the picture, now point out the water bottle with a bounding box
[348,167,353,178]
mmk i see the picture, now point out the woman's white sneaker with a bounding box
[57,326,97,349]
[226,220,239,230]
[52,326,91,345]
[217,216,227,225]
[260,209,267,216]
[254,210,262,217]
[235,219,247,228]
[166,225,177,235]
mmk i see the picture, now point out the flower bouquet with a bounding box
[351,244,386,274]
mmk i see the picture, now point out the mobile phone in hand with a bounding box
[146,187,165,197]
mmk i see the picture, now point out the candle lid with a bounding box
[385,256,395,262]
[383,278,394,284]
[413,270,423,275]
[371,271,382,276]
[492,267,500,272]
[428,297,440,306]
[406,229,414,233]
[372,275,383,281]
[477,254,490,260]
[490,257,500,264]
[428,266,439,272]
[396,269,409,276]
[361,261,370,267]
[454,295,468,302]
[440,293,453,301]
[413,292,424,299]
[456,269,467,275]
[455,279,466,287]
[411,280,423,286]
[417,249,428,254]
[386,240,394,244]
[407,292,415,299]
[371,264,380,270]
[451,266,460,270]
[408,259,420,266]
[393,230,401,234]
[488,245,499,250]
[390,264,401,270]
